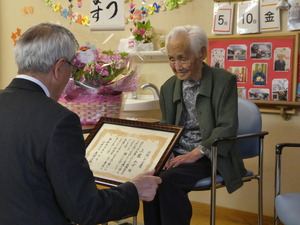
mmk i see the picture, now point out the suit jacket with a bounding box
[159,63,247,193]
[0,78,139,225]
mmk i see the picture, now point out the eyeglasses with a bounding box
[55,58,75,67]
[66,60,76,68]
[56,58,79,76]
[55,58,79,78]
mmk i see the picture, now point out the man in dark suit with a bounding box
[0,23,161,225]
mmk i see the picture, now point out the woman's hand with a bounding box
[164,148,204,169]
[164,153,175,170]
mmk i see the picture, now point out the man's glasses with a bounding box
[56,58,79,77]
[60,59,79,78]
[66,60,76,68]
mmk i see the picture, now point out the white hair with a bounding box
[14,23,78,74]
[165,25,208,57]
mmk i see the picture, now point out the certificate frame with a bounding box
[85,117,183,187]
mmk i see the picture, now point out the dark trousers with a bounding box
[143,157,211,225]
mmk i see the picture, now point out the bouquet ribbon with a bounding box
[64,88,86,101]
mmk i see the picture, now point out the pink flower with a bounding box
[101,70,109,76]
[138,29,146,35]
[84,66,92,71]
[99,54,111,63]
[71,47,135,86]
[94,64,104,73]
[130,3,135,9]
[132,28,139,35]
[112,54,122,61]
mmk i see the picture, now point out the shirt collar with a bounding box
[16,75,50,97]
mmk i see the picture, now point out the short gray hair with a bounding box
[165,25,208,57]
[14,23,78,74]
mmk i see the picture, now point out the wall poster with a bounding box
[208,33,299,102]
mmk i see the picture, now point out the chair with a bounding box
[274,143,300,225]
[193,97,268,225]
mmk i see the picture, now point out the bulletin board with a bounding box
[207,33,299,103]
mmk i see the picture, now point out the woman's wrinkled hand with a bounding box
[164,148,204,169]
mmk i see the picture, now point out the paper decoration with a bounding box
[22,6,34,14]
[212,3,234,35]
[288,0,300,30]
[43,0,191,28]
[44,0,90,26]
[237,0,259,34]
[90,0,124,31]
[11,28,22,46]
[260,0,280,32]
[126,0,189,22]
[78,0,82,8]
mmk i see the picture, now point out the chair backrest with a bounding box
[237,97,262,159]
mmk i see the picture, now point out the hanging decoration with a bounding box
[212,2,234,35]
[41,0,193,31]
[22,6,35,15]
[237,0,259,34]
[90,0,125,31]
[260,0,280,32]
[77,0,82,8]
[11,28,22,46]
[42,0,192,27]
[43,0,90,26]
[126,0,189,22]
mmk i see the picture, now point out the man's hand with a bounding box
[164,148,203,169]
[131,170,162,202]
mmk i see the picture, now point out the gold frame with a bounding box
[85,117,183,187]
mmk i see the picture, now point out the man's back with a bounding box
[0,78,85,224]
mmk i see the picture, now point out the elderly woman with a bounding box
[143,25,247,225]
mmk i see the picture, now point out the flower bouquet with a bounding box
[131,20,154,44]
[130,19,155,51]
[59,44,139,125]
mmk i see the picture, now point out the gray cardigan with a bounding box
[159,63,246,193]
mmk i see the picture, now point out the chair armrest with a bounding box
[212,131,269,147]
[276,143,300,155]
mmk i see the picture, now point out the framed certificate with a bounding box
[85,117,183,187]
